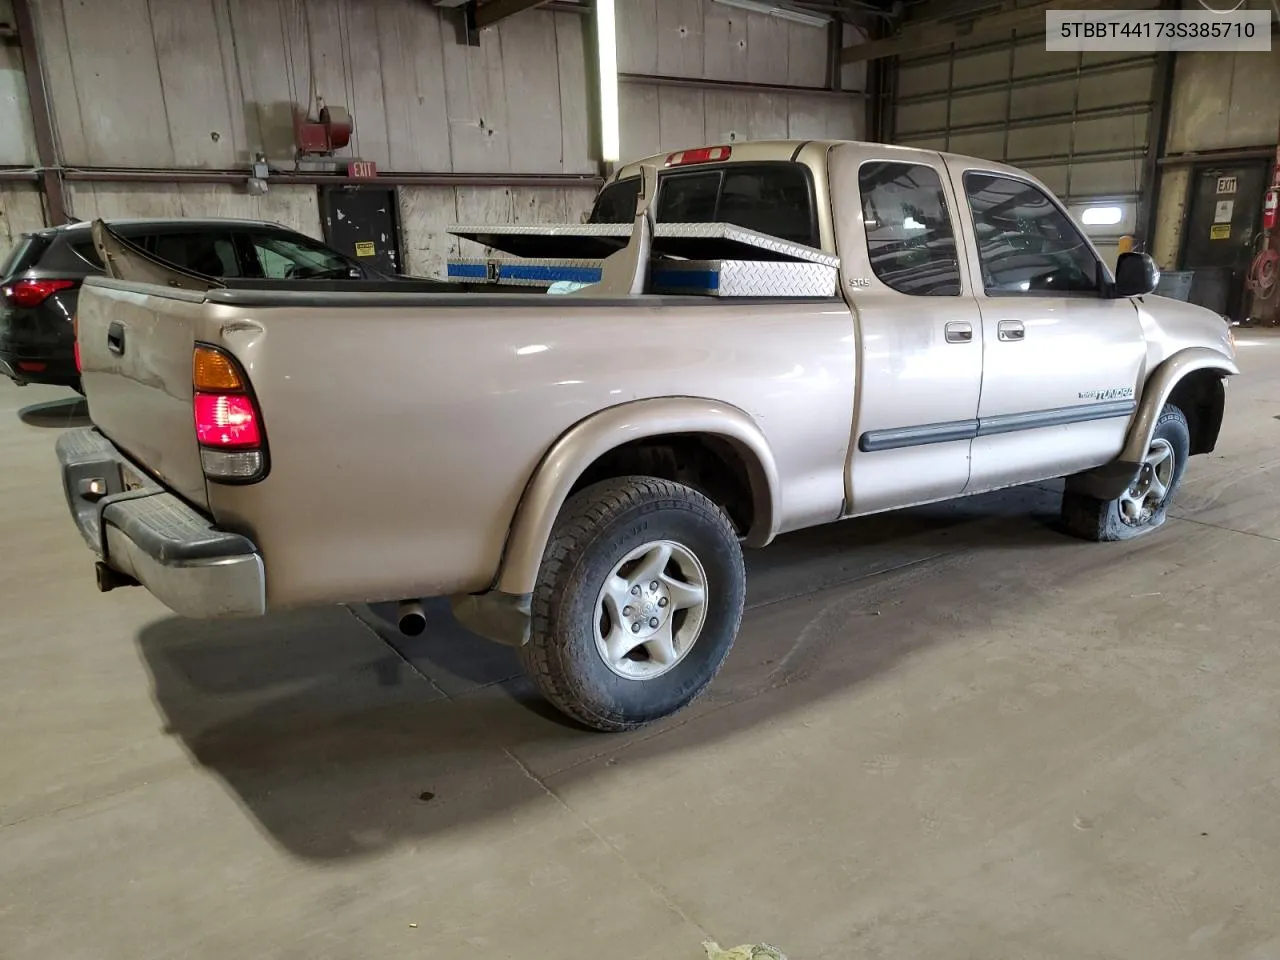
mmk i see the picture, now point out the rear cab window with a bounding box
[590,162,819,247]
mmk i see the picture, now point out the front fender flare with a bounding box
[493,397,781,598]
[1071,347,1238,500]
[1121,347,1238,464]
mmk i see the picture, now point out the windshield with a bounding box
[589,162,817,247]
[248,233,359,279]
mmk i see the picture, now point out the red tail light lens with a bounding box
[3,278,76,308]
[194,393,261,447]
[665,145,732,167]
[192,345,267,482]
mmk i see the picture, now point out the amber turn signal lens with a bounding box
[193,346,244,391]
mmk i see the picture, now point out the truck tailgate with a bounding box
[76,279,211,510]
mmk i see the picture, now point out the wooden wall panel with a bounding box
[376,0,452,172]
[0,185,46,254]
[499,12,563,173]
[148,0,239,168]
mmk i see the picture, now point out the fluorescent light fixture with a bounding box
[712,0,829,28]
[596,0,620,163]
[1081,205,1124,226]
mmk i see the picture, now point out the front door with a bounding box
[949,168,1146,493]
[828,142,985,516]
[320,186,403,275]
[1179,163,1267,323]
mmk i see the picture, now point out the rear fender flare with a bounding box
[494,397,781,597]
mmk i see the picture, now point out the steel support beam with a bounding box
[841,0,1139,64]
[473,0,550,29]
[58,168,602,190]
[619,72,863,100]
[1137,47,1175,248]
[11,0,67,224]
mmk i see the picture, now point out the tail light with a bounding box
[192,344,267,482]
[3,278,76,308]
[72,313,80,372]
[665,145,732,167]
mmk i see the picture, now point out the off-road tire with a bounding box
[520,476,745,732]
[1061,403,1190,542]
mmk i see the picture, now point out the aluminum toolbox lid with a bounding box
[447,221,840,267]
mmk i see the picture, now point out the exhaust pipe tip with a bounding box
[397,599,427,637]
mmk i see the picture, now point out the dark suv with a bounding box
[1,218,383,391]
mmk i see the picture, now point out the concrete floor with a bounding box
[3,335,1280,959]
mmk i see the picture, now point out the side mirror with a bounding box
[1113,251,1159,298]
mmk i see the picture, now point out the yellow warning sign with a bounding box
[1210,224,1231,241]
[354,241,376,257]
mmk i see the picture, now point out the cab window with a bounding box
[858,161,961,296]
[590,162,818,246]
[964,173,1100,296]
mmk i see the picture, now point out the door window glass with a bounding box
[247,233,355,279]
[964,173,1100,295]
[144,232,241,277]
[858,161,961,296]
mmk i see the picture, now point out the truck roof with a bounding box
[611,138,1032,184]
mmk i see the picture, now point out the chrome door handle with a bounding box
[944,321,973,343]
[997,320,1025,342]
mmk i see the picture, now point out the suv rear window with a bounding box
[590,162,818,246]
[1,235,48,278]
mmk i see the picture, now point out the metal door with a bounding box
[948,165,1147,494]
[320,186,403,275]
[1179,163,1267,322]
[827,142,985,516]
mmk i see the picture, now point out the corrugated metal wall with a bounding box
[893,34,1156,264]
[1151,46,1280,270]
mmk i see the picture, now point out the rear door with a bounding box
[950,168,1146,493]
[828,142,985,515]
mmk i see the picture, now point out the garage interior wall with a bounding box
[0,0,45,248]
[892,29,1157,265]
[1151,47,1280,271]
[0,0,866,279]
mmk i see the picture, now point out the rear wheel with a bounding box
[521,476,745,731]
[1061,404,1190,541]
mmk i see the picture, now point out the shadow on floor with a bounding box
[134,483,1079,861]
[18,396,89,428]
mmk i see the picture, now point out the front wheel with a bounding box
[1061,403,1190,541]
[521,476,746,732]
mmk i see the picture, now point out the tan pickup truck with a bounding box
[56,139,1237,731]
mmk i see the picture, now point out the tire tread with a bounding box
[521,476,743,732]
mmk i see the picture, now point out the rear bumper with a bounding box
[0,349,79,387]
[56,427,265,618]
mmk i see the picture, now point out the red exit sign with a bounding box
[347,160,378,179]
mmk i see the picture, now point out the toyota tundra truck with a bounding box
[54,139,1237,731]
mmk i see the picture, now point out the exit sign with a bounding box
[347,160,378,179]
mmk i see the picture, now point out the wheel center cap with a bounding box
[624,580,671,637]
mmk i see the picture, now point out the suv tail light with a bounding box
[193,344,267,482]
[3,278,76,308]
